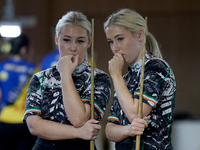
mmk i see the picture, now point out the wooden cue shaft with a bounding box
[90,18,95,150]
[135,17,148,150]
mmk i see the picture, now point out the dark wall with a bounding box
[0,0,200,118]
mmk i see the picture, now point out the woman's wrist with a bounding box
[123,125,131,137]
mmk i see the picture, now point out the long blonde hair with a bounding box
[104,8,163,59]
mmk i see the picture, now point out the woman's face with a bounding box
[55,25,91,65]
[105,25,144,66]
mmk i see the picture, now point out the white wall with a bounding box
[171,120,200,150]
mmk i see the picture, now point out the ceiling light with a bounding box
[0,22,21,38]
[0,0,21,38]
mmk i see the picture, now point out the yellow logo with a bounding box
[1,42,12,53]
[50,61,57,67]
[0,71,9,81]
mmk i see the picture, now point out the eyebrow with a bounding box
[63,35,86,39]
[107,34,124,41]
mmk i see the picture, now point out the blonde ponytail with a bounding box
[146,32,163,59]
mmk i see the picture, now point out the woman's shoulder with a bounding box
[33,66,56,79]
[145,57,176,81]
[146,57,171,71]
[31,66,60,86]
[94,67,110,77]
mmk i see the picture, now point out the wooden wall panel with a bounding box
[0,0,200,118]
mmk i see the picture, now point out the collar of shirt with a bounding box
[128,52,153,73]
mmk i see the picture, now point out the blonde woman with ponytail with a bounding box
[104,8,176,150]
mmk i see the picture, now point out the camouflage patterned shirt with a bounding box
[23,60,111,125]
[108,53,176,150]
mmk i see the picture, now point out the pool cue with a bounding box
[135,16,148,150]
[90,18,95,150]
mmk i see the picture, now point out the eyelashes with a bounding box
[107,37,124,44]
[117,37,124,41]
[63,39,85,44]
[107,41,113,44]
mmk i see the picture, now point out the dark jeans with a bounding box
[32,137,97,150]
[0,121,37,150]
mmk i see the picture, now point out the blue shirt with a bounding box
[0,57,37,123]
[40,49,59,70]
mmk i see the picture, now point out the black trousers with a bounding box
[0,121,37,150]
[116,137,135,150]
[32,137,97,150]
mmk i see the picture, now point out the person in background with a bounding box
[40,23,60,71]
[104,8,176,150]
[40,48,59,70]
[0,34,38,150]
[23,11,111,150]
